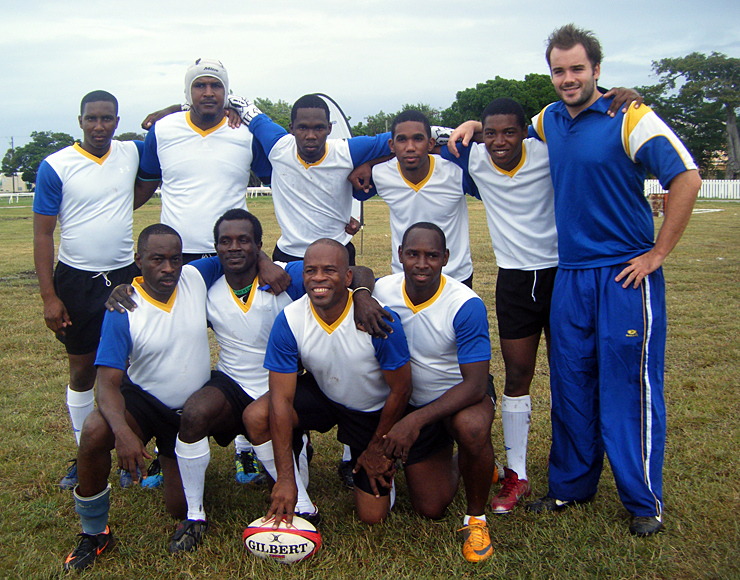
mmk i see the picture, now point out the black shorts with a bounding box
[53,261,139,355]
[182,252,216,265]
[120,375,183,458]
[206,370,256,447]
[272,241,356,266]
[495,267,557,340]
[293,374,450,496]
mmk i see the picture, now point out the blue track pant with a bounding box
[548,266,665,518]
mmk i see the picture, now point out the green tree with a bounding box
[2,131,75,185]
[114,131,146,142]
[650,52,740,179]
[440,74,557,127]
[637,81,725,177]
[255,98,292,131]
[351,103,442,136]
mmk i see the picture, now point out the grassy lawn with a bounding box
[0,197,738,579]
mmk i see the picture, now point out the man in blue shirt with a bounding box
[526,24,701,537]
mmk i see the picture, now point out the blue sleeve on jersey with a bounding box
[452,298,491,364]
[371,308,411,370]
[283,261,306,301]
[634,135,693,191]
[353,184,378,201]
[527,125,541,141]
[264,312,300,373]
[440,145,479,199]
[133,140,144,161]
[138,127,161,179]
[189,257,223,289]
[250,137,273,182]
[94,310,132,370]
[249,114,288,157]
[348,132,392,167]
[33,160,63,215]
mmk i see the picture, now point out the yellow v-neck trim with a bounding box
[132,277,176,312]
[229,275,259,313]
[402,275,446,314]
[73,142,111,165]
[186,111,226,137]
[489,141,526,178]
[310,292,352,334]
[297,142,329,169]
[398,155,434,192]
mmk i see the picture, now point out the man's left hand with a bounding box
[615,249,664,289]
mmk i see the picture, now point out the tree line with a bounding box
[4,52,738,185]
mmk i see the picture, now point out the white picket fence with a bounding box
[645,179,740,200]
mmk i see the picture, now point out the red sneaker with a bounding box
[491,471,531,514]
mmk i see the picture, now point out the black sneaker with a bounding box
[168,519,208,554]
[629,515,663,537]
[526,495,594,513]
[59,459,78,491]
[63,526,116,571]
[295,506,321,527]
[337,460,354,490]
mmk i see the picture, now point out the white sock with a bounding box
[253,441,314,514]
[67,386,94,446]
[298,433,310,489]
[175,436,210,521]
[234,434,252,454]
[342,444,352,462]
[501,394,531,481]
[464,514,486,525]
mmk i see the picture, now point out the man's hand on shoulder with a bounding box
[106,284,136,312]
[257,252,291,295]
[352,288,394,339]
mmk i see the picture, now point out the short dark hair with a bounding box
[401,222,446,252]
[305,238,349,270]
[80,90,118,115]
[480,98,527,130]
[213,209,263,245]
[291,94,330,123]
[390,110,431,139]
[546,24,603,69]
[137,223,181,254]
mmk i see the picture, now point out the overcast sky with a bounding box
[2,1,738,147]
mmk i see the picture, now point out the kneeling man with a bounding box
[373,222,495,563]
[244,239,416,526]
[63,225,211,571]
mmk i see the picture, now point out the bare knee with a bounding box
[410,494,448,520]
[244,396,271,444]
[449,405,494,454]
[78,410,114,455]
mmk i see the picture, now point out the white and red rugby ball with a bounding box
[243,515,321,563]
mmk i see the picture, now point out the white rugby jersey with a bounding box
[95,265,211,409]
[372,155,473,282]
[443,139,558,270]
[140,112,269,254]
[264,293,409,412]
[372,273,490,407]
[34,141,140,271]
[206,261,304,400]
[248,114,391,258]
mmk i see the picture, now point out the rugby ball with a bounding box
[243,515,321,563]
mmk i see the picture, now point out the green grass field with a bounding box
[0,197,738,579]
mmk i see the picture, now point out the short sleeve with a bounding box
[95,310,132,370]
[189,257,223,289]
[283,260,306,301]
[371,308,410,370]
[33,160,63,215]
[264,312,300,373]
[348,133,392,167]
[137,127,162,179]
[452,298,491,364]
